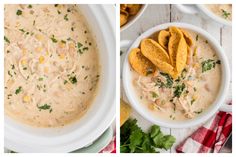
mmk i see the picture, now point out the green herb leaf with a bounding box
[221,9,230,19]
[16,10,22,16]
[19,28,25,32]
[37,103,52,112]
[77,42,83,48]
[61,40,66,44]
[201,59,220,73]
[129,129,143,152]
[4,36,10,43]
[69,76,77,84]
[161,135,176,150]
[150,91,158,98]
[159,72,173,88]
[120,119,175,153]
[196,34,199,41]
[15,86,22,94]
[173,83,185,98]
[194,109,203,114]
[50,35,57,43]
[64,14,69,21]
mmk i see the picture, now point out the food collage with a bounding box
[3,1,234,156]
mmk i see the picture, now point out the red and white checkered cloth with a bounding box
[176,111,232,153]
[100,136,116,153]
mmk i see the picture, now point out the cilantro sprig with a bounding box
[120,119,176,153]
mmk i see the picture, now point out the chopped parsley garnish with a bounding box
[64,80,68,84]
[8,71,12,77]
[195,34,199,41]
[37,103,52,112]
[69,76,77,84]
[15,86,22,95]
[216,60,221,64]
[50,35,57,43]
[28,5,32,8]
[23,67,27,70]
[61,40,66,44]
[57,10,61,14]
[16,10,22,16]
[38,77,43,81]
[4,36,10,43]
[201,59,220,73]
[173,83,185,98]
[194,109,203,114]
[11,64,15,69]
[155,72,173,88]
[191,99,195,105]
[221,9,230,19]
[77,42,83,48]
[83,47,89,51]
[159,72,173,88]
[7,94,12,99]
[19,28,25,32]
[64,14,69,21]
[150,91,158,98]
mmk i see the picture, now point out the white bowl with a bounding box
[122,22,230,128]
[5,4,116,153]
[175,4,232,26]
[120,4,147,32]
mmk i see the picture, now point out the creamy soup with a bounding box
[4,4,100,127]
[205,4,232,21]
[131,29,221,121]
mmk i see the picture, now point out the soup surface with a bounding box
[205,4,232,21]
[130,28,221,121]
[4,4,100,127]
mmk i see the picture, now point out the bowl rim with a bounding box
[122,22,230,128]
[120,4,148,32]
[197,4,231,26]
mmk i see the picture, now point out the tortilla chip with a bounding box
[180,29,194,46]
[120,4,127,11]
[120,10,129,26]
[141,38,170,63]
[158,30,170,50]
[140,39,174,75]
[129,48,156,76]
[150,57,174,76]
[126,4,141,15]
[176,37,188,73]
[120,99,131,127]
[168,27,183,67]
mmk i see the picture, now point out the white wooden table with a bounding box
[120,4,232,153]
